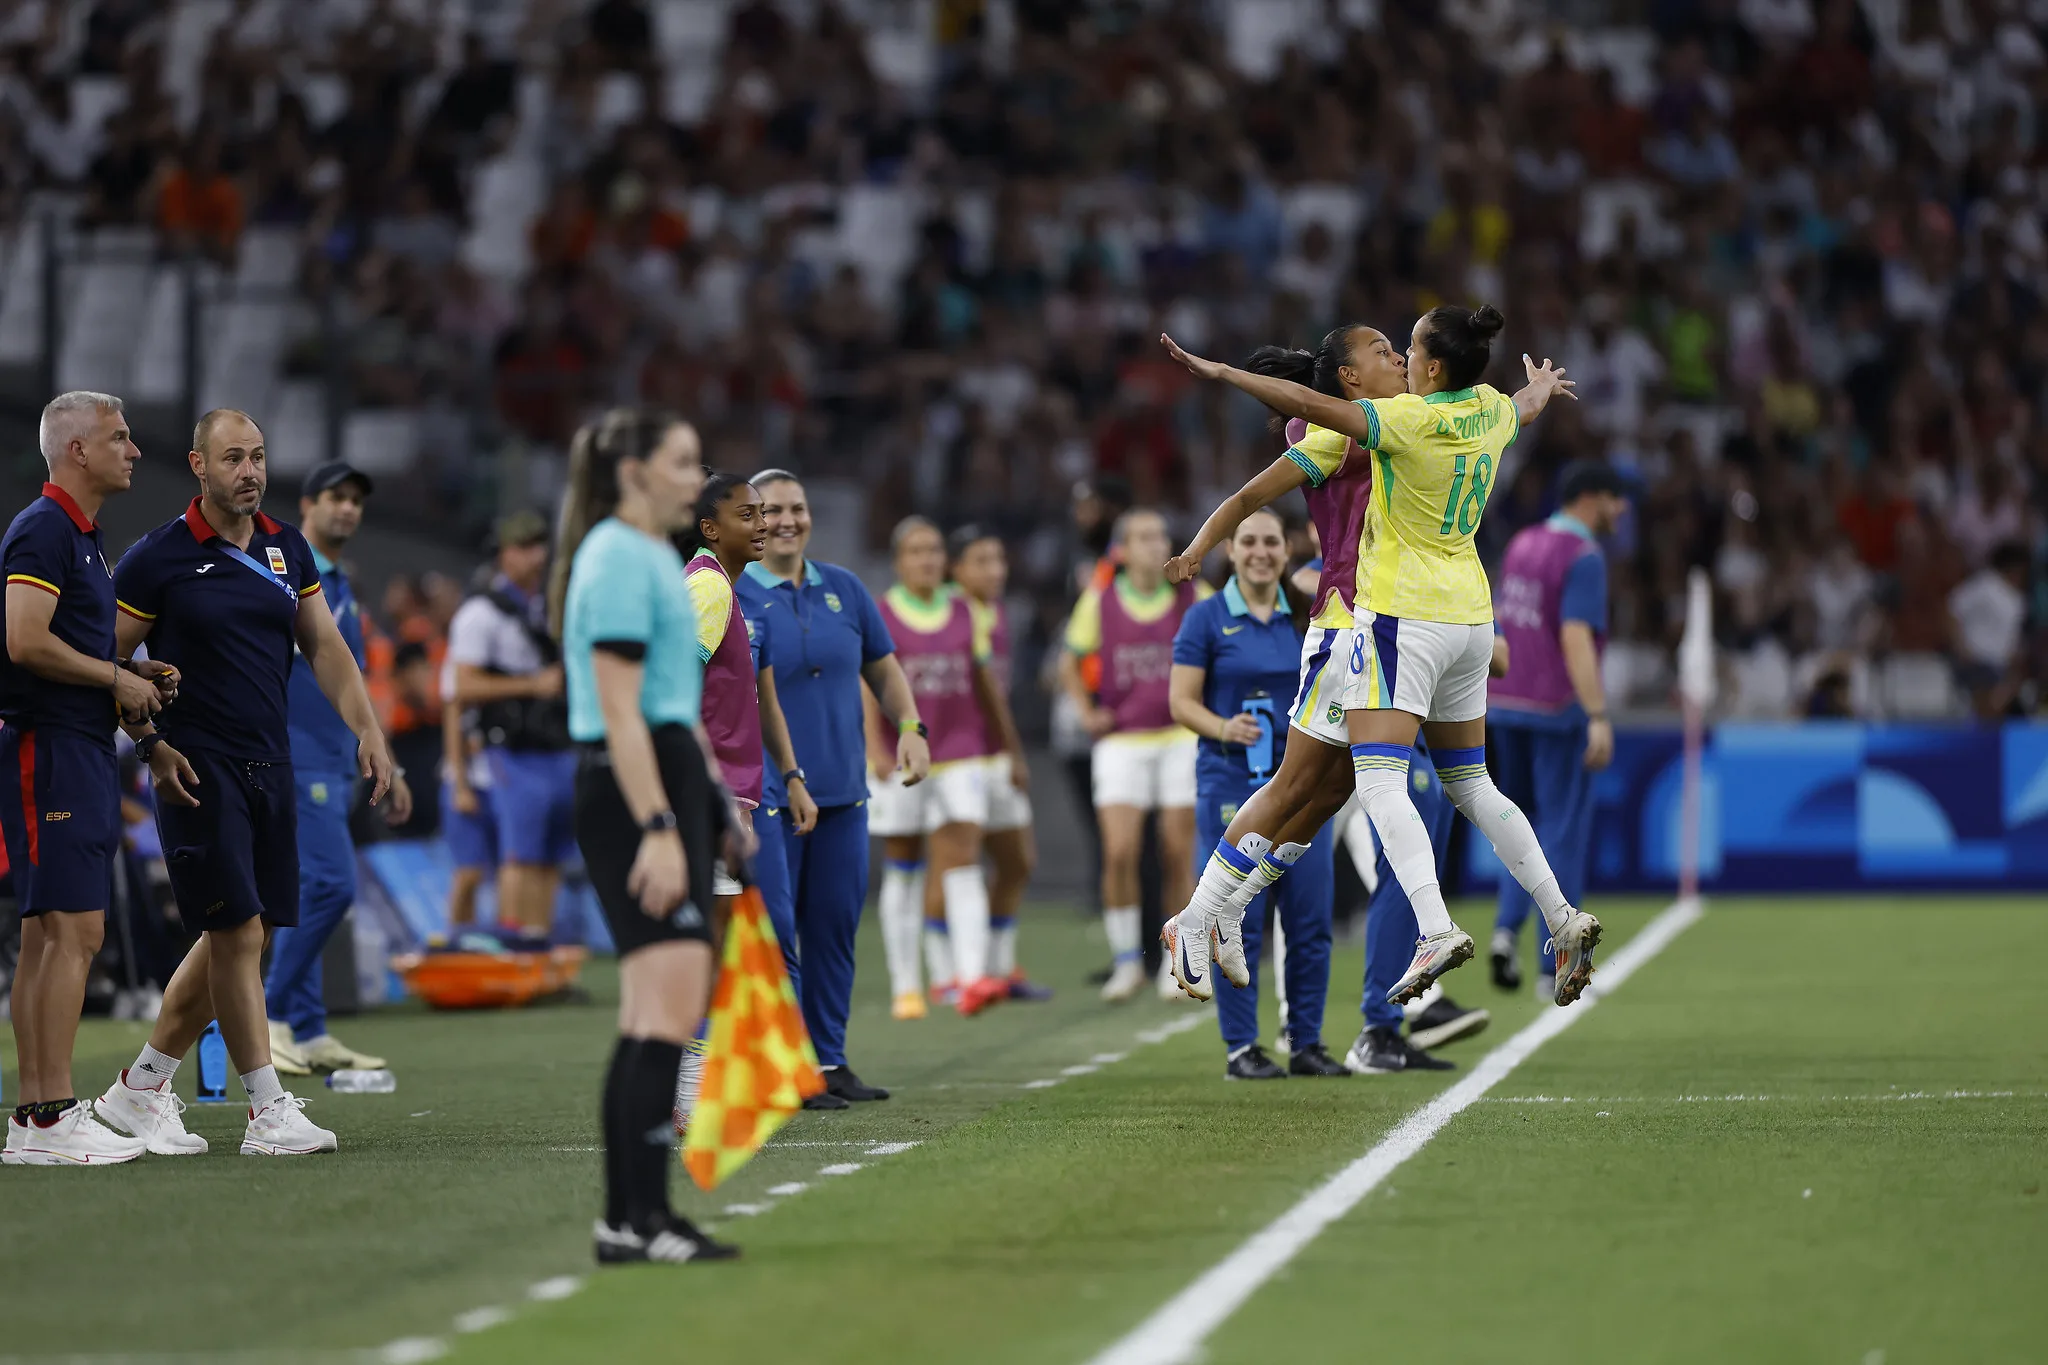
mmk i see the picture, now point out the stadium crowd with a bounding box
[0,0,2043,730]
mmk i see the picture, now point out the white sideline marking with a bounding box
[1087,898,1704,1365]
[526,1277,582,1303]
[1484,1090,2034,1105]
[1021,1078,1061,1089]
[767,1181,809,1196]
[451,1307,511,1334]
[1024,1013,1207,1089]
[819,1162,864,1176]
[1061,1064,1101,1076]
[381,1341,447,1364]
[865,1141,920,1156]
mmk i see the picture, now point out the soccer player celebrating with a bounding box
[947,525,1048,1001]
[1162,306,1601,1006]
[95,409,396,1157]
[2,392,171,1166]
[265,461,413,1076]
[1166,509,1347,1079]
[1058,508,1207,1001]
[866,517,1021,1017]
[1488,461,1626,999]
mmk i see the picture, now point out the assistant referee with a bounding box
[553,407,738,1267]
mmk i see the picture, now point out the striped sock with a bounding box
[1435,744,1571,934]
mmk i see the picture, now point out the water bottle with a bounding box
[195,1020,230,1103]
[1242,690,1276,786]
[326,1069,396,1094]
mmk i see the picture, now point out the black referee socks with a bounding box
[627,1039,685,1233]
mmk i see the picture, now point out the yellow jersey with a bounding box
[1353,385,1517,625]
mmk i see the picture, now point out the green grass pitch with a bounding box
[4,895,2045,1364]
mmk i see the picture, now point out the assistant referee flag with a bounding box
[684,887,824,1189]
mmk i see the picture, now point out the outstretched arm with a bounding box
[1511,353,1577,426]
[1159,334,1377,445]
[1165,456,1310,584]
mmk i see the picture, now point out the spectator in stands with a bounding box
[1949,543,2031,719]
[445,513,573,937]
[155,136,242,265]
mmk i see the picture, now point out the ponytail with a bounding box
[1245,324,1371,431]
[546,405,685,637]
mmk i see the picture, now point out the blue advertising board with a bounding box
[1464,722,2048,893]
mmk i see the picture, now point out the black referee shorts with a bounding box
[575,725,719,957]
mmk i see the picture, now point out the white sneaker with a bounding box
[1211,910,1250,990]
[299,1033,387,1072]
[1099,957,1146,1002]
[9,1101,147,1165]
[1161,913,1214,1002]
[3,1115,26,1164]
[267,1020,314,1077]
[96,1073,208,1155]
[241,1093,337,1156]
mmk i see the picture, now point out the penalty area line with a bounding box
[1085,896,1705,1365]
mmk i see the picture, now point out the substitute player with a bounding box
[866,517,1020,1018]
[95,409,395,1157]
[1057,508,1205,1002]
[2,392,171,1165]
[1161,305,1599,1005]
[948,525,1048,1000]
[265,460,412,1076]
[1166,509,1347,1079]
[1488,461,1625,999]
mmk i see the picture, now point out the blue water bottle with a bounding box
[1242,689,1276,787]
[195,1020,230,1103]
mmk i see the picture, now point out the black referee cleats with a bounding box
[1286,1042,1350,1077]
[1224,1045,1286,1080]
[802,1090,851,1111]
[594,1215,740,1265]
[823,1065,890,1102]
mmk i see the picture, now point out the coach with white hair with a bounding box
[1,392,176,1166]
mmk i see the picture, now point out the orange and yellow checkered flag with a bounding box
[683,886,824,1190]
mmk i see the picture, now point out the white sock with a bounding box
[879,861,927,998]
[242,1064,285,1110]
[942,865,992,983]
[923,922,955,989]
[1104,905,1141,962]
[1353,745,1455,938]
[990,915,1017,978]
[1190,832,1270,921]
[1437,752,1572,935]
[1213,833,1276,926]
[126,1043,181,1092]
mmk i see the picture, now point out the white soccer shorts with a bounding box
[867,760,990,836]
[1335,612,1493,723]
[1090,732,1198,812]
[1288,624,1355,747]
[982,754,1033,833]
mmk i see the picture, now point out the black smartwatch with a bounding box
[641,810,679,834]
[136,732,165,762]
[783,767,807,787]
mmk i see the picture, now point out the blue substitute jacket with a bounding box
[288,546,367,774]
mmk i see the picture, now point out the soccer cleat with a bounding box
[1224,1045,1287,1080]
[1407,995,1491,1051]
[1489,927,1522,991]
[298,1034,388,1072]
[1099,958,1146,1003]
[96,1073,208,1155]
[10,1102,147,1165]
[1549,911,1602,1006]
[1005,970,1054,1002]
[892,991,929,1020]
[957,977,1007,1017]
[1386,928,1475,1006]
[240,1093,337,1156]
[1344,1025,1454,1075]
[928,981,960,1008]
[1161,914,1214,1002]
[672,1039,708,1136]
[1287,1043,1350,1077]
[1210,912,1250,990]
[802,1090,851,1111]
[267,1020,314,1077]
[3,1115,26,1164]
[595,1215,741,1265]
[823,1066,889,1102]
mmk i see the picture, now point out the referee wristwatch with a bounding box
[136,732,165,762]
[783,767,807,787]
[641,810,679,834]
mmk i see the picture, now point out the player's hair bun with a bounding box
[1471,304,1506,340]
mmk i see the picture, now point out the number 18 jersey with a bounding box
[1352,385,1517,625]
